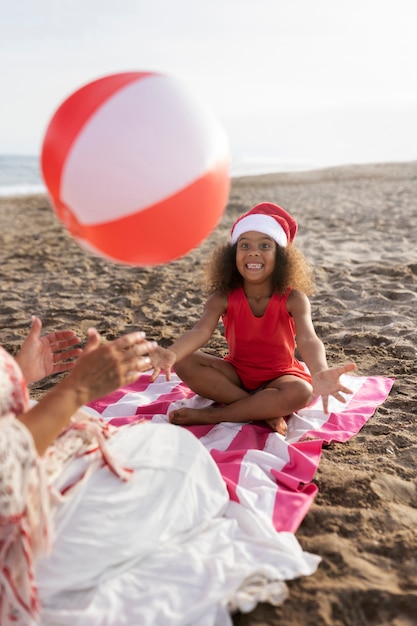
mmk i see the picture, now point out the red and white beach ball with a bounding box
[41,72,230,265]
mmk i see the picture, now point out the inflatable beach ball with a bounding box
[41,72,230,265]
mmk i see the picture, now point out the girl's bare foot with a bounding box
[265,416,288,436]
[169,406,220,425]
[169,407,290,434]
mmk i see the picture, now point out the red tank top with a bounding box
[222,286,311,390]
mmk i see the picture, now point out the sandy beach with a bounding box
[1,161,416,625]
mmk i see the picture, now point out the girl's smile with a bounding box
[236,231,276,281]
[246,262,263,270]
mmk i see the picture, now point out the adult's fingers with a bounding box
[53,347,83,364]
[112,331,147,352]
[84,328,102,354]
[27,315,42,340]
[48,331,81,349]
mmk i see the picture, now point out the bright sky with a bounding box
[1,0,417,168]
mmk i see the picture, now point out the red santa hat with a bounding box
[231,202,297,247]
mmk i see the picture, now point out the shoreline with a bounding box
[1,161,417,625]
[1,157,416,199]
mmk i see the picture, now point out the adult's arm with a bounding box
[15,316,82,384]
[16,329,157,455]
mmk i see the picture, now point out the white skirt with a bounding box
[36,422,319,626]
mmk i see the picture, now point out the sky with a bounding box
[1,0,417,172]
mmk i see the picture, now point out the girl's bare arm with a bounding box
[288,291,355,412]
[149,292,227,380]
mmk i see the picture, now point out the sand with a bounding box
[1,161,416,625]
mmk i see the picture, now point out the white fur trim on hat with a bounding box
[231,214,288,247]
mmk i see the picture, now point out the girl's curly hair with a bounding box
[204,241,314,296]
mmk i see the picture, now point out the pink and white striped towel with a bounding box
[87,373,394,534]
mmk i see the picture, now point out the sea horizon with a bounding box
[1,151,416,199]
[0,153,325,198]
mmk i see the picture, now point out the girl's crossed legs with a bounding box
[170,351,313,435]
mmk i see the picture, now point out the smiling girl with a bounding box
[151,202,355,434]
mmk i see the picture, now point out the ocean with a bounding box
[0,153,302,198]
[1,129,416,198]
[0,155,46,197]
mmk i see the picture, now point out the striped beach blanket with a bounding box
[88,373,394,533]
